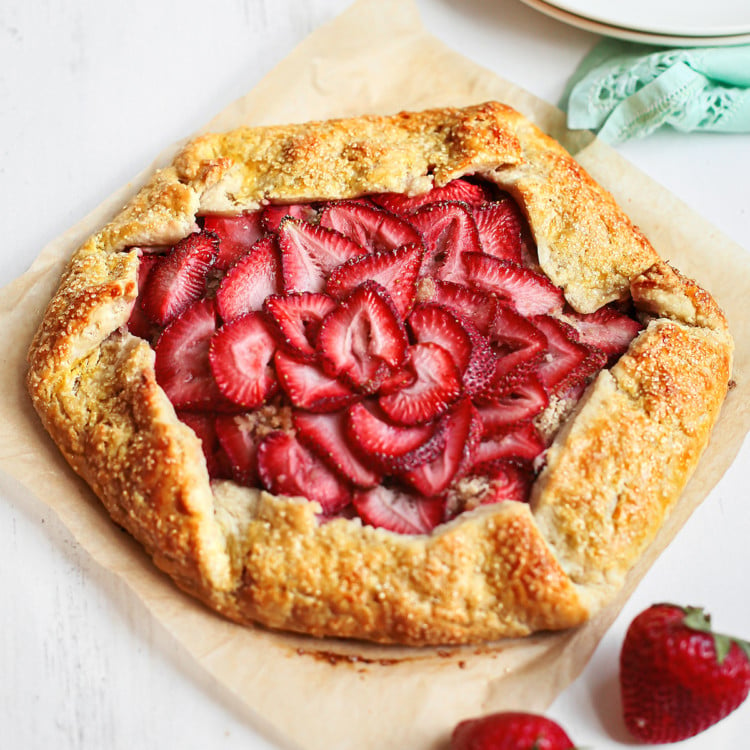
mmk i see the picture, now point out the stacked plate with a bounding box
[520,0,750,46]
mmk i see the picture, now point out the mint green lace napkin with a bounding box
[562,38,750,143]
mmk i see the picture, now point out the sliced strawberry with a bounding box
[408,303,472,371]
[371,179,488,215]
[410,201,481,282]
[208,312,278,408]
[346,401,441,472]
[154,298,228,410]
[399,398,481,496]
[317,281,408,393]
[320,201,422,254]
[215,414,260,486]
[127,253,161,341]
[325,242,423,318]
[407,303,471,372]
[261,202,317,233]
[485,304,547,393]
[352,486,445,534]
[476,375,549,437]
[202,212,265,271]
[215,236,281,322]
[471,422,546,468]
[478,461,535,505]
[278,218,363,294]
[320,504,360,523]
[471,197,531,264]
[420,278,498,335]
[141,231,219,326]
[257,431,351,514]
[459,318,497,397]
[445,459,534,520]
[274,350,357,412]
[532,315,605,395]
[462,253,564,316]
[293,410,380,488]
[407,302,496,397]
[177,411,232,480]
[565,305,643,360]
[378,342,461,426]
[376,363,417,395]
[264,292,336,361]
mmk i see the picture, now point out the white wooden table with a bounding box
[2,1,749,747]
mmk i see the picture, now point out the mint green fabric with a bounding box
[562,39,750,143]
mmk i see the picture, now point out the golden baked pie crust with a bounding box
[27,102,733,645]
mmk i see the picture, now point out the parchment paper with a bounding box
[2,1,750,748]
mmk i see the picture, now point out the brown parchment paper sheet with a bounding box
[2,1,750,748]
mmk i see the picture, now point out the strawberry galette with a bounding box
[27,103,733,645]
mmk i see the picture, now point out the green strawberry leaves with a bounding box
[681,605,750,665]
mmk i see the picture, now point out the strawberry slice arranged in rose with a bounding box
[408,303,472,371]
[472,421,547,468]
[375,363,417,395]
[378,342,462,426]
[320,200,422,254]
[214,414,261,486]
[128,253,161,341]
[261,202,318,233]
[479,460,535,505]
[352,486,446,534]
[446,459,535,520]
[421,279,498,335]
[462,253,565,316]
[371,178,488,215]
[459,319,498,397]
[216,236,282,322]
[209,312,278,409]
[154,298,228,410]
[263,292,336,361]
[532,315,606,395]
[257,431,351,514]
[278,217,364,294]
[410,201,481,282]
[274,350,357,412]
[471,197,530,264]
[293,410,380,488]
[400,398,481,496]
[141,230,219,326]
[203,212,265,271]
[476,375,549,436]
[325,242,423,318]
[317,281,408,393]
[485,303,547,394]
[566,304,644,360]
[177,411,232,480]
[134,179,648,534]
[346,401,443,473]
[408,302,495,397]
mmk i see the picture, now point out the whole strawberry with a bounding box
[451,711,575,750]
[620,603,750,743]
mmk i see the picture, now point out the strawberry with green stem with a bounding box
[620,603,750,743]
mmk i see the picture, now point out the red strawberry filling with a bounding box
[127,178,644,534]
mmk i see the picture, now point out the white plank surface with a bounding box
[2,1,749,748]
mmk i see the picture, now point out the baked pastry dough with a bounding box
[27,102,732,645]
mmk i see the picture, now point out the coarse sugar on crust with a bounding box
[27,102,732,645]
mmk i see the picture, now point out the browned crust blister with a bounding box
[26,102,733,645]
